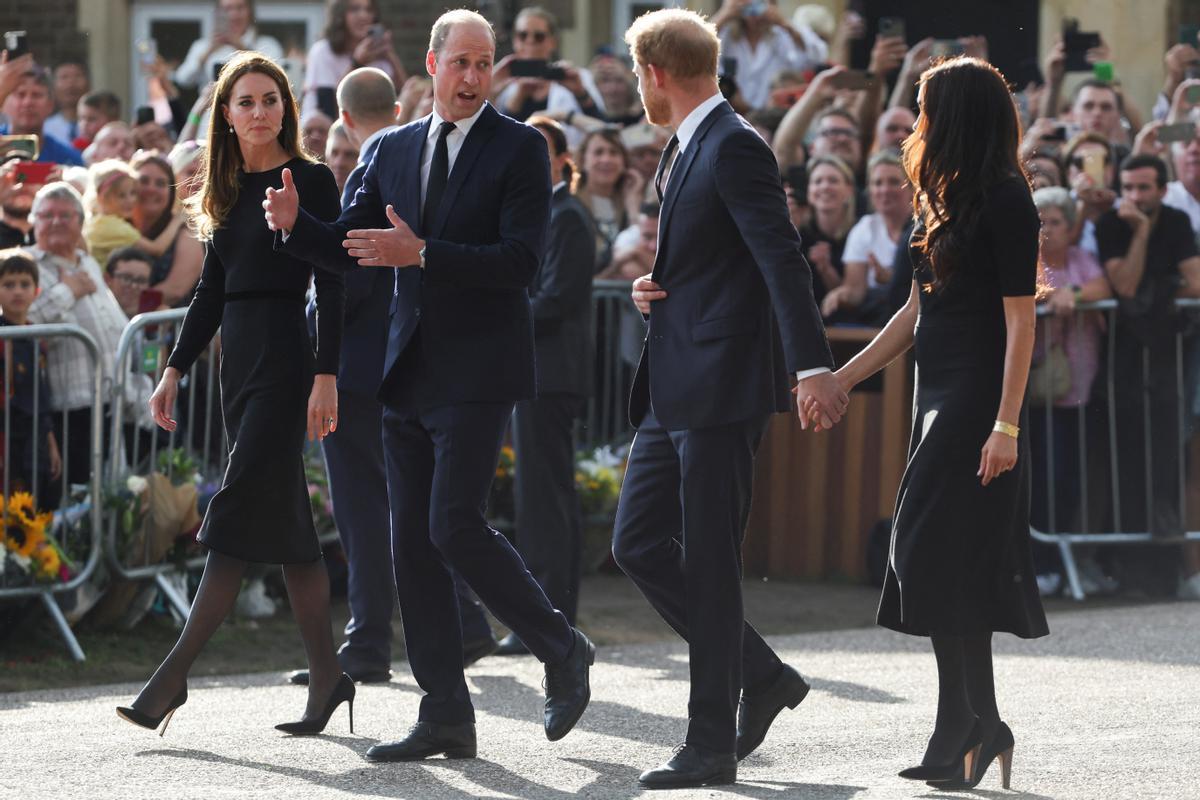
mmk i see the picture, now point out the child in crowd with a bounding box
[0,249,63,499]
[82,160,185,268]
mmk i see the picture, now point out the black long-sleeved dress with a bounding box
[167,158,343,563]
[877,176,1049,639]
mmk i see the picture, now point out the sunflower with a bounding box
[34,543,60,580]
[4,520,44,557]
[8,491,37,523]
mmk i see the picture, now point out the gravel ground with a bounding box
[3,600,1198,799]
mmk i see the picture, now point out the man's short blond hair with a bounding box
[624,9,719,81]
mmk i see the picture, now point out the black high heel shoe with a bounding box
[928,720,1015,790]
[116,686,189,737]
[898,718,983,783]
[275,673,355,735]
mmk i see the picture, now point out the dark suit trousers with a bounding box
[323,391,494,668]
[382,401,574,723]
[612,407,780,753]
[513,393,583,625]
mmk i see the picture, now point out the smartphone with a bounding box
[509,58,549,78]
[720,56,738,79]
[1181,23,1200,45]
[14,162,53,184]
[1042,124,1068,142]
[1159,121,1197,143]
[315,86,338,119]
[544,63,567,81]
[136,38,157,70]
[1062,19,1101,73]
[135,105,155,126]
[931,39,966,59]
[137,289,164,315]
[828,70,877,91]
[212,61,226,82]
[1187,85,1200,103]
[878,17,906,41]
[1092,61,1114,82]
[0,134,39,161]
[784,165,808,198]
[1081,150,1105,186]
[2,30,28,59]
[367,23,384,40]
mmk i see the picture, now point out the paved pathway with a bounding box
[3,602,1198,799]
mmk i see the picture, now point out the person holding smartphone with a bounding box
[710,0,829,110]
[173,0,283,90]
[303,0,405,121]
[492,7,603,128]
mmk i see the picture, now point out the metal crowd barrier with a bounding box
[585,279,639,450]
[1030,298,1200,600]
[0,323,104,661]
[106,308,225,620]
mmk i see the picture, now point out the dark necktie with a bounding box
[654,134,679,203]
[422,121,456,235]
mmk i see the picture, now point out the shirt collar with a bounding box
[359,125,398,163]
[675,92,726,154]
[553,181,568,194]
[428,102,488,142]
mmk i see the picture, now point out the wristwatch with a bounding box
[418,244,427,270]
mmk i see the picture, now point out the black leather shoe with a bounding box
[638,744,737,789]
[463,635,499,667]
[495,632,530,656]
[288,665,391,686]
[365,721,477,762]
[543,628,594,741]
[736,664,810,760]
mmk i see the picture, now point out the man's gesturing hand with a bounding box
[263,167,299,233]
[343,205,424,268]
[631,273,667,314]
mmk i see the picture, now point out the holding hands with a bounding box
[795,371,851,432]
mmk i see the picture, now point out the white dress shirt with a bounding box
[718,25,828,110]
[173,28,283,88]
[667,93,830,381]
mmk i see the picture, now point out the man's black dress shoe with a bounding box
[365,721,477,762]
[543,628,594,741]
[735,663,810,760]
[494,632,530,656]
[463,635,499,667]
[288,665,392,686]
[638,744,737,789]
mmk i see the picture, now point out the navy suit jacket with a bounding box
[306,131,395,396]
[281,104,551,409]
[530,185,595,397]
[630,101,834,430]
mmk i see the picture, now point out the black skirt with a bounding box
[196,292,320,564]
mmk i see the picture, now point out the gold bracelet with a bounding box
[993,420,1020,439]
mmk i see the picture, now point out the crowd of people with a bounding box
[3,0,1200,603]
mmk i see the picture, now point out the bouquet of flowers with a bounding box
[575,445,625,519]
[0,491,72,584]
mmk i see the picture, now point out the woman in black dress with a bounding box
[807,58,1049,789]
[117,52,351,736]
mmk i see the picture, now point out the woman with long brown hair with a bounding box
[806,57,1048,789]
[302,0,405,119]
[116,51,349,737]
[573,128,644,271]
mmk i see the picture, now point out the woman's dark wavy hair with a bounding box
[903,57,1029,290]
[325,0,380,55]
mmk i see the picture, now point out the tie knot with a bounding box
[438,121,457,139]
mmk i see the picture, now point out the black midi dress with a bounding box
[877,176,1049,639]
[166,158,344,564]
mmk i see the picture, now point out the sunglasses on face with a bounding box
[515,30,549,43]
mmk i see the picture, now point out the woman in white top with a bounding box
[174,0,283,89]
[821,149,913,320]
[492,7,603,124]
[302,0,405,120]
[711,0,828,111]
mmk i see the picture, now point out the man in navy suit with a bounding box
[263,9,593,761]
[612,9,849,789]
[287,67,498,688]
